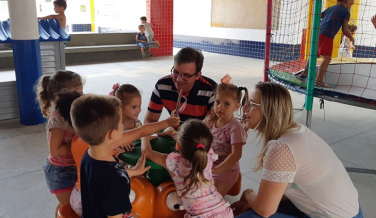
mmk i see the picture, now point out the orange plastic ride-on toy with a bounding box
[130,175,185,218]
[56,204,79,218]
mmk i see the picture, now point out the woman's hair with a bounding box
[111,84,141,106]
[206,83,249,124]
[53,0,67,10]
[177,119,213,197]
[253,82,296,171]
[35,70,83,118]
[55,91,82,126]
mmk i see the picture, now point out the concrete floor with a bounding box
[0,49,375,217]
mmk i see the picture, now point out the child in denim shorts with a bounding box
[136,24,151,58]
[36,70,83,210]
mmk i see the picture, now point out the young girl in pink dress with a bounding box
[204,80,248,196]
[141,119,234,218]
[35,70,83,214]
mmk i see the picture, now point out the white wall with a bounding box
[173,0,312,44]
[0,1,9,21]
[96,0,146,32]
[354,1,376,47]
[174,0,376,47]
[173,0,265,42]
[37,0,146,32]
[270,0,309,45]
[173,0,310,44]
[0,0,146,33]
[37,0,92,25]
[66,0,92,24]
[0,0,92,26]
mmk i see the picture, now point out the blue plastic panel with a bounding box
[0,19,70,43]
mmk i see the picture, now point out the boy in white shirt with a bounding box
[140,16,160,56]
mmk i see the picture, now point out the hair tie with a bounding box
[238,86,245,92]
[220,74,233,85]
[196,144,204,149]
[109,83,120,96]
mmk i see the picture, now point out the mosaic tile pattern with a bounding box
[174,34,302,62]
[174,34,376,61]
[147,0,173,57]
[353,46,376,59]
[174,35,265,59]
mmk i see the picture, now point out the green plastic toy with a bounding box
[118,136,177,186]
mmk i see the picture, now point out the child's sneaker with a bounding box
[150,53,155,57]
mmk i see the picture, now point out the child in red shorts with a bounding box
[299,0,354,88]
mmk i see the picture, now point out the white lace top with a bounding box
[262,124,359,218]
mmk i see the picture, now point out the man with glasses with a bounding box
[144,47,217,125]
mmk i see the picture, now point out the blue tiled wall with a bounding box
[173,35,301,61]
[353,46,376,58]
[270,43,301,62]
[174,34,376,60]
[70,24,92,32]
[174,35,265,59]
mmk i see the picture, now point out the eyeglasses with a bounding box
[244,100,261,111]
[171,66,198,81]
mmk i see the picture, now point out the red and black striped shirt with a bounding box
[148,75,217,122]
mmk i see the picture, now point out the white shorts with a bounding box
[146,34,154,44]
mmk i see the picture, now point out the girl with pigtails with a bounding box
[141,119,234,218]
[204,74,248,196]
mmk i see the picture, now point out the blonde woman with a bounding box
[232,82,363,218]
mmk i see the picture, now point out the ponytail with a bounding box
[36,76,52,117]
[35,70,83,118]
[181,144,209,197]
[177,119,213,198]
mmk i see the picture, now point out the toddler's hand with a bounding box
[123,142,135,152]
[157,126,175,137]
[166,110,180,126]
[132,152,151,176]
[113,146,126,157]
[150,134,158,140]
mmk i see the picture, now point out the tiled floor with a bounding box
[0,49,375,217]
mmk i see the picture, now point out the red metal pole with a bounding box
[264,0,273,82]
